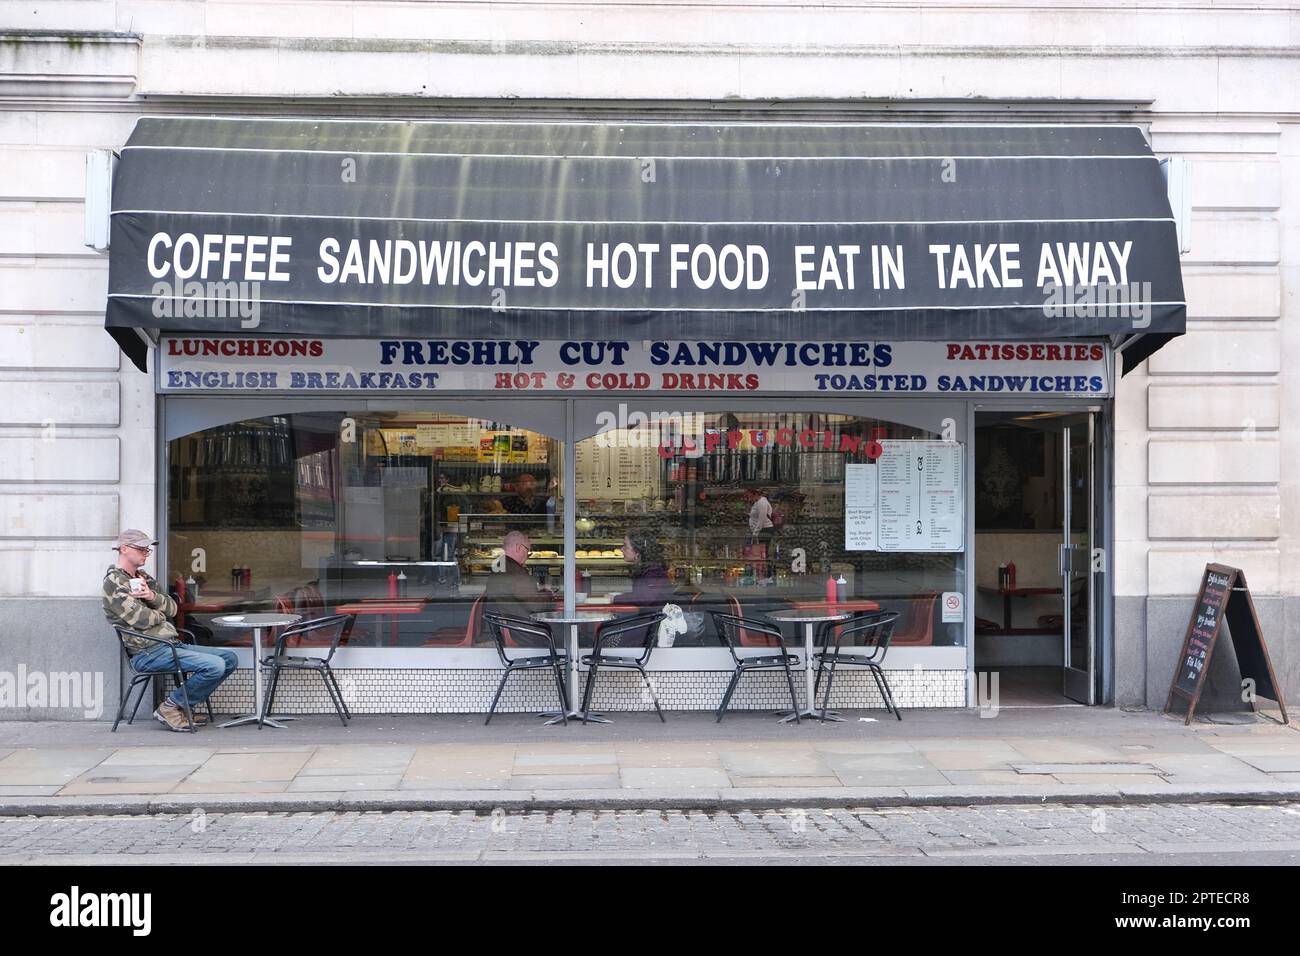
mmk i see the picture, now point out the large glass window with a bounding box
[165,405,966,654]
[574,410,965,648]
[167,411,563,648]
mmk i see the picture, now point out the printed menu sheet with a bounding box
[874,440,964,552]
[576,441,660,500]
[844,463,879,551]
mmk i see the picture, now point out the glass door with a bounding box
[1060,414,1095,704]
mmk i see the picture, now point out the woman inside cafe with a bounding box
[613,526,676,608]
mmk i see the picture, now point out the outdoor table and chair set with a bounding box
[111,595,903,731]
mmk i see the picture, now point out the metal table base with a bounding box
[211,616,301,730]
[530,612,617,726]
[762,611,854,724]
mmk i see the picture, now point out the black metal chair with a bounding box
[812,611,903,721]
[111,626,213,733]
[579,611,667,724]
[482,611,569,725]
[259,613,356,726]
[710,611,801,724]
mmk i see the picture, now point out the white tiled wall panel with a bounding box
[208,668,969,715]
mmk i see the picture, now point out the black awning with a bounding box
[106,118,1185,373]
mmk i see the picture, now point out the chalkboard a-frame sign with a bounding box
[1165,564,1289,726]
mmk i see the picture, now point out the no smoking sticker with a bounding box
[942,591,964,623]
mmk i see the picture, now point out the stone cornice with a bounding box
[149,35,1300,59]
[0,32,139,100]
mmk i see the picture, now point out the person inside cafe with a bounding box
[435,471,468,558]
[613,527,676,608]
[482,529,551,645]
[101,529,239,732]
[746,486,777,579]
[503,473,547,516]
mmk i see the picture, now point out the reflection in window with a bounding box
[575,411,964,648]
[168,412,562,649]
[166,409,965,654]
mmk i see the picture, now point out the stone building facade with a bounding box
[0,2,1295,716]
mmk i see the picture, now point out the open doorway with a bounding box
[974,412,1098,706]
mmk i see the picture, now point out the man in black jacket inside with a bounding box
[483,530,550,646]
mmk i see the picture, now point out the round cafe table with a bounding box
[763,607,852,723]
[212,612,301,728]
[531,609,616,725]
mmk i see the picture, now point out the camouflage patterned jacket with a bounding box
[102,565,180,654]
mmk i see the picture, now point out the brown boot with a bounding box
[182,705,210,726]
[154,699,192,732]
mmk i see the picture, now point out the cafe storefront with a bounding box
[105,118,1185,716]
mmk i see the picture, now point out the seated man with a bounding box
[102,529,238,732]
[502,473,548,516]
[482,529,551,645]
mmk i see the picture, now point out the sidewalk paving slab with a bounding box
[810,740,917,754]
[508,773,622,790]
[1234,755,1300,772]
[171,779,290,795]
[61,765,195,796]
[922,748,1025,771]
[1052,773,1169,785]
[98,747,213,767]
[0,708,1294,814]
[287,774,404,792]
[397,776,510,790]
[719,750,833,776]
[1004,739,1130,762]
[728,775,843,788]
[0,749,111,785]
[1010,762,1160,774]
[619,768,730,789]
[940,771,1057,786]
[298,745,415,776]
[183,751,312,784]
[1147,754,1279,784]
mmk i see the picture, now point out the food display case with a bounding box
[459,525,631,592]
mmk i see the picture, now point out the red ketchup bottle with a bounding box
[387,571,399,599]
[825,574,838,605]
[1007,562,1017,590]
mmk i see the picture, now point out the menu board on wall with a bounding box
[844,463,879,551]
[410,421,479,449]
[873,440,964,553]
[575,440,660,500]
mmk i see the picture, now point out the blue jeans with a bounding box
[131,643,239,708]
